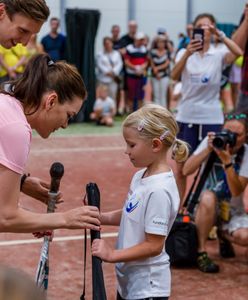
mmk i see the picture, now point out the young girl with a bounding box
[92,103,189,300]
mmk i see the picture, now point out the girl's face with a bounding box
[123,126,155,168]
[33,92,83,138]
[223,120,246,154]
[194,17,213,44]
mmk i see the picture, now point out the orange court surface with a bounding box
[0,133,248,300]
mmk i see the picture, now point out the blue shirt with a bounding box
[41,33,66,61]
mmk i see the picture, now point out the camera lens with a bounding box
[212,136,226,149]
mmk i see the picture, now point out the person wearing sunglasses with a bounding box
[183,111,248,273]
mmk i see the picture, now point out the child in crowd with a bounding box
[90,84,116,126]
[92,104,189,300]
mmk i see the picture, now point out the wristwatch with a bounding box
[224,162,232,169]
[218,30,226,42]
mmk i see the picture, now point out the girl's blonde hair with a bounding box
[123,104,189,162]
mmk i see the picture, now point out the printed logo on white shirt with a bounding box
[190,73,210,85]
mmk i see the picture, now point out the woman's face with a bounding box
[33,92,83,138]
[194,17,213,45]
[157,39,166,49]
[223,120,246,154]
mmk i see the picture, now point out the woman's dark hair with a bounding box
[225,110,248,134]
[193,13,216,26]
[3,54,87,114]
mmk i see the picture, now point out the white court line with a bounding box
[31,146,124,154]
[0,232,118,247]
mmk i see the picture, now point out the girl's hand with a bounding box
[186,39,203,55]
[92,239,114,262]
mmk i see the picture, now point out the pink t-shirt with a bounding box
[0,94,32,174]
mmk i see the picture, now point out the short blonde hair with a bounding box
[123,104,189,162]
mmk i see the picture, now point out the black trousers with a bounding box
[117,292,169,300]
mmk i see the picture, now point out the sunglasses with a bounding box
[225,113,247,120]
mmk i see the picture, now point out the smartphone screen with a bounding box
[192,28,204,50]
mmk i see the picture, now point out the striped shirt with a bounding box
[125,44,148,77]
[150,49,170,78]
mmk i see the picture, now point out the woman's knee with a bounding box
[199,190,217,211]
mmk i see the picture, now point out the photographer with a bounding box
[183,112,248,273]
[170,13,242,200]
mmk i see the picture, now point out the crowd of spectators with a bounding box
[0,4,248,276]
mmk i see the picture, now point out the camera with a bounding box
[212,129,237,150]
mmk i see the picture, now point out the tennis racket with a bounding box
[35,162,64,293]
[80,183,107,300]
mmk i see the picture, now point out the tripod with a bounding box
[184,151,217,214]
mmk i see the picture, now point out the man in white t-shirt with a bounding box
[183,112,248,273]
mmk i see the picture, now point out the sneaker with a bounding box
[217,228,235,258]
[197,252,219,273]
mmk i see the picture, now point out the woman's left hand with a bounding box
[214,144,232,165]
[208,25,223,40]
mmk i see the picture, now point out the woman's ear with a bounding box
[152,138,163,152]
[44,92,58,111]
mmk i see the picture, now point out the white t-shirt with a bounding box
[116,169,180,299]
[175,44,228,124]
[0,94,31,174]
[96,50,123,84]
[194,138,248,210]
[93,97,115,116]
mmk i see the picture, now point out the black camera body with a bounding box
[212,129,237,150]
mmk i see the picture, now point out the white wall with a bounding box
[191,0,245,24]
[38,0,246,53]
[38,0,128,54]
[136,0,187,48]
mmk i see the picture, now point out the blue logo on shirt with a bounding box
[201,75,210,83]
[126,201,138,213]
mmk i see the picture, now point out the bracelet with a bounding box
[20,173,30,191]
[218,30,226,42]
[224,162,232,169]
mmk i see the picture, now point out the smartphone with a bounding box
[192,28,204,50]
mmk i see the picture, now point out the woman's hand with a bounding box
[64,205,101,230]
[214,144,232,165]
[186,39,203,55]
[21,176,63,206]
[92,239,114,262]
[207,132,215,151]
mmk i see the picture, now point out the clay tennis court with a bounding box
[0,130,248,300]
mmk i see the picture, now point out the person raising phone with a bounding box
[170,13,243,201]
